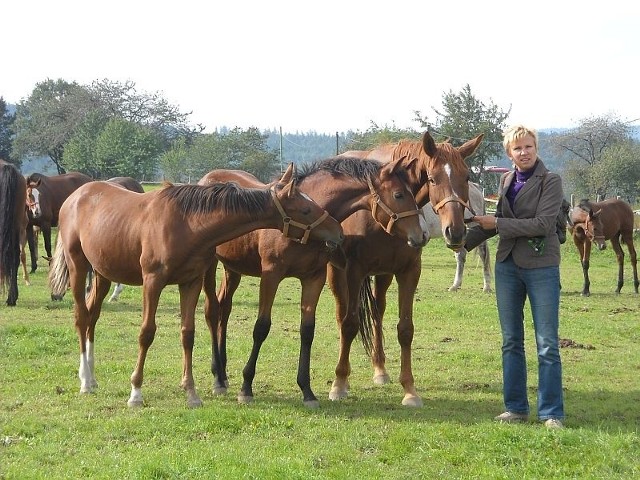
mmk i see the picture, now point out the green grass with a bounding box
[1,235,639,479]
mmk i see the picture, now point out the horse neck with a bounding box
[299,175,371,222]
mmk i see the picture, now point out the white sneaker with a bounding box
[494,411,529,423]
[544,418,564,429]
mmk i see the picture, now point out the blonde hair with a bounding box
[502,124,538,153]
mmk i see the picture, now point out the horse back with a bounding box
[198,170,265,189]
[107,177,144,193]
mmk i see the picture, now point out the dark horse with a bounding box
[48,164,343,407]
[26,171,93,272]
[570,198,638,296]
[200,156,427,407]
[333,131,483,406]
[0,159,28,306]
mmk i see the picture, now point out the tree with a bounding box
[414,84,510,190]
[13,79,96,174]
[340,121,420,152]
[589,139,640,203]
[94,118,162,180]
[63,110,110,177]
[0,97,16,164]
[552,114,632,198]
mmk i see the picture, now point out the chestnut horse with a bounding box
[422,181,491,292]
[570,198,638,296]
[334,131,483,406]
[0,159,28,306]
[26,171,93,272]
[200,156,427,407]
[48,164,343,407]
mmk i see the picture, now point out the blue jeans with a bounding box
[495,255,564,420]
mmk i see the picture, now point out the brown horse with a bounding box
[200,156,427,407]
[333,131,483,406]
[26,171,93,271]
[48,164,343,407]
[0,159,29,306]
[570,198,638,296]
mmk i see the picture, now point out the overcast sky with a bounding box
[4,1,639,134]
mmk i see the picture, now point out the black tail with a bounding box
[357,276,380,357]
[0,162,22,305]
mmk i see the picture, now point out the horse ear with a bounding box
[385,154,414,174]
[592,209,603,219]
[422,131,437,157]
[279,162,295,185]
[458,134,484,160]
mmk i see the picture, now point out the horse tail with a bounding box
[357,276,379,357]
[0,162,22,297]
[49,233,69,301]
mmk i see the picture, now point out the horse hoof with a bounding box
[187,398,203,408]
[237,394,254,404]
[303,399,320,409]
[212,385,228,396]
[328,388,348,401]
[373,374,390,385]
[448,285,461,292]
[401,394,424,407]
[127,399,144,408]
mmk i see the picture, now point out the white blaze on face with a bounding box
[30,189,42,217]
[443,163,461,198]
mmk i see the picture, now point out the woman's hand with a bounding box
[472,215,498,231]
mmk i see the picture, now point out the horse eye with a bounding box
[303,207,311,216]
[393,191,404,199]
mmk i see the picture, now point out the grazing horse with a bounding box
[200,156,427,407]
[333,131,483,406]
[48,164,343,407]
[25,171,93,272]
[0,159,29,306]
[423,181,492,292]
[570,198,638,296]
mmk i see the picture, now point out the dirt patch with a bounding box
[559,338,595,350]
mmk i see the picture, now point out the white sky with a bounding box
[4,0,639,134]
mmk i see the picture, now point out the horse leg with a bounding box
[216,265,243,390]
[395,262,423,407]
[622,233,639,293]
[41,224,53,262]
[67,250,94,393]
[177,277,204,408]
[84,272,112,391]
[296,273,327,408]
[107,283,124,302]
[479,241,492,293]
[610,236,626,294]
[580,240,591,297]
[449,248,466,291]
[202,259,230,394]
[26,224,38,273]
[328,263,365,401]
[371,274,393,385]
[128,277,163,407]
[20,228,30,286]
[238,272,282,404]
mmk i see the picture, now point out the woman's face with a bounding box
[507,134,537,172]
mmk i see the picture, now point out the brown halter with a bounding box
[270,187,330,245]
[366,177,421,234]
[432,194,475,217]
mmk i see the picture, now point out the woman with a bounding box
[465,124,565,429]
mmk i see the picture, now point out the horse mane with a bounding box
[394,139,468,175]
[158,182,269,217]
[577,198,594,213]
[296,156,409,184]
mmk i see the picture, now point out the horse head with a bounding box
[413,131,484,250]
[26,179,42,218]
[585,208,606,250]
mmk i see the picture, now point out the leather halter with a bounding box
[366,177,421,234]
[270,186,330,245]
[432,194,475,217]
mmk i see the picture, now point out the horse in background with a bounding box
[26,171,93,272]
[423,181,491,292]
[0,159,29,306]
[332,132,484,406]
[48,164,343,408]
[570,198,638,296]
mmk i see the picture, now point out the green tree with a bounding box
[552,114,631,198]
[589,139,640,203]
[94,118,162,180]
[159,137,192,182]
[414,84,510,190]
[340,121,420,152]
[63,110,110,177]
[0,97,16,164]
[13,79,96,174]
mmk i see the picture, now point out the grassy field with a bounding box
[1,234,639,479]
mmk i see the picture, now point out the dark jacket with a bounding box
[465,159,563,268]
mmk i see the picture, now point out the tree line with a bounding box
[1,80,638,202]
